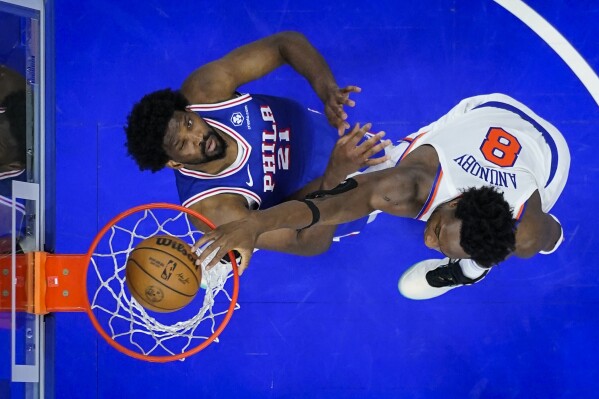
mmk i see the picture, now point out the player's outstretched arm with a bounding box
[194,167,416,273]
[180,31,359,132]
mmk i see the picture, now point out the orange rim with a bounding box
[83,202,239,362]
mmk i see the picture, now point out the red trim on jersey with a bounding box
[399,132,427,162]
[515,203,526,220]
[416,169,444,220]
[179,118,251,179]
[186,94,252,111]
[182,187,262,209]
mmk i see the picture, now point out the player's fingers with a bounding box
[364,154,390,167]
[335,91,356,108]
[204,245,230,271]
[348,122,372,144]
[193,232,215,253]
[327,105,349,131]
[328,115,348,136]
[362,138,392,158]
[196,232,227,265]
[355,131,385,151]
[337,122,349,136]
[328,100,346,117]
[346,123,363,144]
[196,240,218,265]
[356,134,391,158]
[336,130,352,144]
[336,107,348,121]
[340,85,362,93]
[361,147,391,168]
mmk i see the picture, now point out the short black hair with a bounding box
[455,186,516,268]
[124,88,189,172]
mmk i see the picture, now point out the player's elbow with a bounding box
[514,238,541,258]
[303,239,332,256]
[272,31,309,52]
[293,233,332,256]
[276,31,306,42]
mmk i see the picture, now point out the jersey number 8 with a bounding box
[480,127,521,167]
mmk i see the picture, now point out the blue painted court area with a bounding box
[50,1,598,398]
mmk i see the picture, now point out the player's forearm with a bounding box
[251,184,376,237]
[255,224,337,256]
[290,225,337,256]
[287,172,349,202]
[248,201,314,235]
[275,31,338,102]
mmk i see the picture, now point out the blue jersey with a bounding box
[174,93,369,238]
[175,94,337,209]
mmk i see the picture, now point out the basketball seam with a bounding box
[127,258,197,298]
[132,245,200,286]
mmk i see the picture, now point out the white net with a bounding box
[88,206,239,360]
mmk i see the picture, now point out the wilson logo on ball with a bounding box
[156,237,197,263]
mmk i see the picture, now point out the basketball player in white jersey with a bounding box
[194,93,570,300]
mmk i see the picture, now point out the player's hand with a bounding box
[193,218,259,276]
[323,85,361,135]
[323,122,391,188]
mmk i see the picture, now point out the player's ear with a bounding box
[166,160,184,169]
[448,198,461,208]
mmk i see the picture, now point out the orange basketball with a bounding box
[125,235,201,312]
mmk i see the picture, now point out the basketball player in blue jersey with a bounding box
[195,93,570,300]
[125,32,391,258]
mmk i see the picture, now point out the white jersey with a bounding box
[371,94,570,221]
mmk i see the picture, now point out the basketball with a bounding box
[125,235,201,312]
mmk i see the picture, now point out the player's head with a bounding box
[0,89,27,170]
[124,88,228,172]
[423,186,516,267]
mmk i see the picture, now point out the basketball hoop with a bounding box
[2,203,240,363]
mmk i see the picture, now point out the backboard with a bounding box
[0,0,49,398]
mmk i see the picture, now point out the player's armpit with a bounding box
[366,166,424,218]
